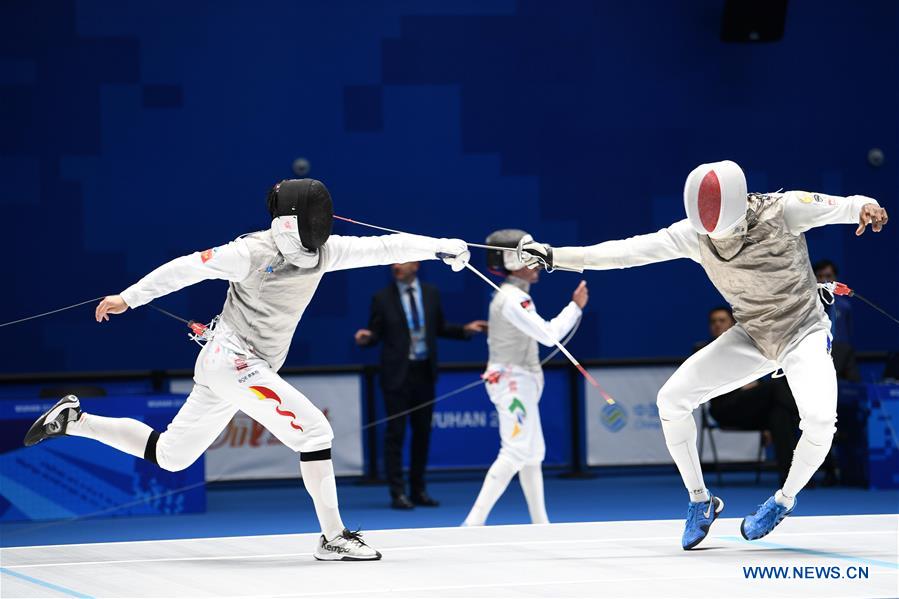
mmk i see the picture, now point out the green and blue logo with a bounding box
[600,403,627,432]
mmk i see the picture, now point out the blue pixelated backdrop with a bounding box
[2,0,897,373]
[0,395,205,521]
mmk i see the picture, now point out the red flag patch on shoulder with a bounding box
[520,299,532,309]
[200,248,215,263]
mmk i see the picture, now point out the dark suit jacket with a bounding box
[362,282,470,391]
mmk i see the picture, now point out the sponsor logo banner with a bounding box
[585,366,759,466]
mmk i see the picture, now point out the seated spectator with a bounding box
[696,307,799,486]
[813,259,861,382]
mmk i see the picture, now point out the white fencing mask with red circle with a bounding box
[683,160,748,238]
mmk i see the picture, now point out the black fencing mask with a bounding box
[267,179,334,250]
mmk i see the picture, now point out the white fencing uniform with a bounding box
[486,370,546,467]
[116,231,451,465]
[464,275,580,526]
[485,276,581,466]
[552,191,877,503]
[59,223,463,549]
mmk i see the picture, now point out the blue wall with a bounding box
[2,0,897,373]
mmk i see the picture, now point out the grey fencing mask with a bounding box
[486,229,529,275]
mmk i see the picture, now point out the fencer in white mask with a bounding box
[24,177,471,562]
[518,161,889,549]
[684,160,748,240]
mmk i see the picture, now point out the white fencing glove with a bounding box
[517,235,554,271]
[517,236,586,272]
[436,238,470,272]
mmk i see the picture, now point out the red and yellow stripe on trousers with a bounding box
[249,386,304,431]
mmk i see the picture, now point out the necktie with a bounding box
[407,287,421,330]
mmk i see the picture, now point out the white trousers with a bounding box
[657,325,837,498]
[154,323,333,472]
[485,366,545,468]
[463,366,549,526]
[658,325,836,440]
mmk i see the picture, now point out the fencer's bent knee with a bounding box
[300,447,332,462]
[153,433,201,472]
[144,430,160,465]
[799,412,837,444]
[155,452,197,472]
[310,413,334,443]
[656,382,691,422]
[321,417,334,439]
[156,456,196,472]
[142,428,196,472]
[292,413,333,454]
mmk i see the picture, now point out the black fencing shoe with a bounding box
[23,395,82,447]
[314,529,382,561]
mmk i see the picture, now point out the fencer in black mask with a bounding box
[35,177,471,562]
[268,179,334,267]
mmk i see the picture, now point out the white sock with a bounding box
[781,433,832,501]
[661,415,709,503]
[463,455,519,526]
[774,489,795,510]
[518,463,549,524]
[300,457,345,539]
[66,413,153,458]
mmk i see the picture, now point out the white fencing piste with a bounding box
[1,515,896,598]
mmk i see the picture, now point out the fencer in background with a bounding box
[463,229,587,527]
[519,161,889,548]
[24,178,471,562]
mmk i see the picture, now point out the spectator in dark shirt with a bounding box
[813,259,861,382]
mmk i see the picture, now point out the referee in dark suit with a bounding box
[355,261,487,509]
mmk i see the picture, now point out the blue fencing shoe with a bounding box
[741,495,794,540]
[682,494,724,550]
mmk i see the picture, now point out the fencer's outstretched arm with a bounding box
[781,191,886,235]
[324,234,469,272]
[522,219,701,273]
[499,289,583,348]
[120,239,253,309]
[503,301,582,348]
